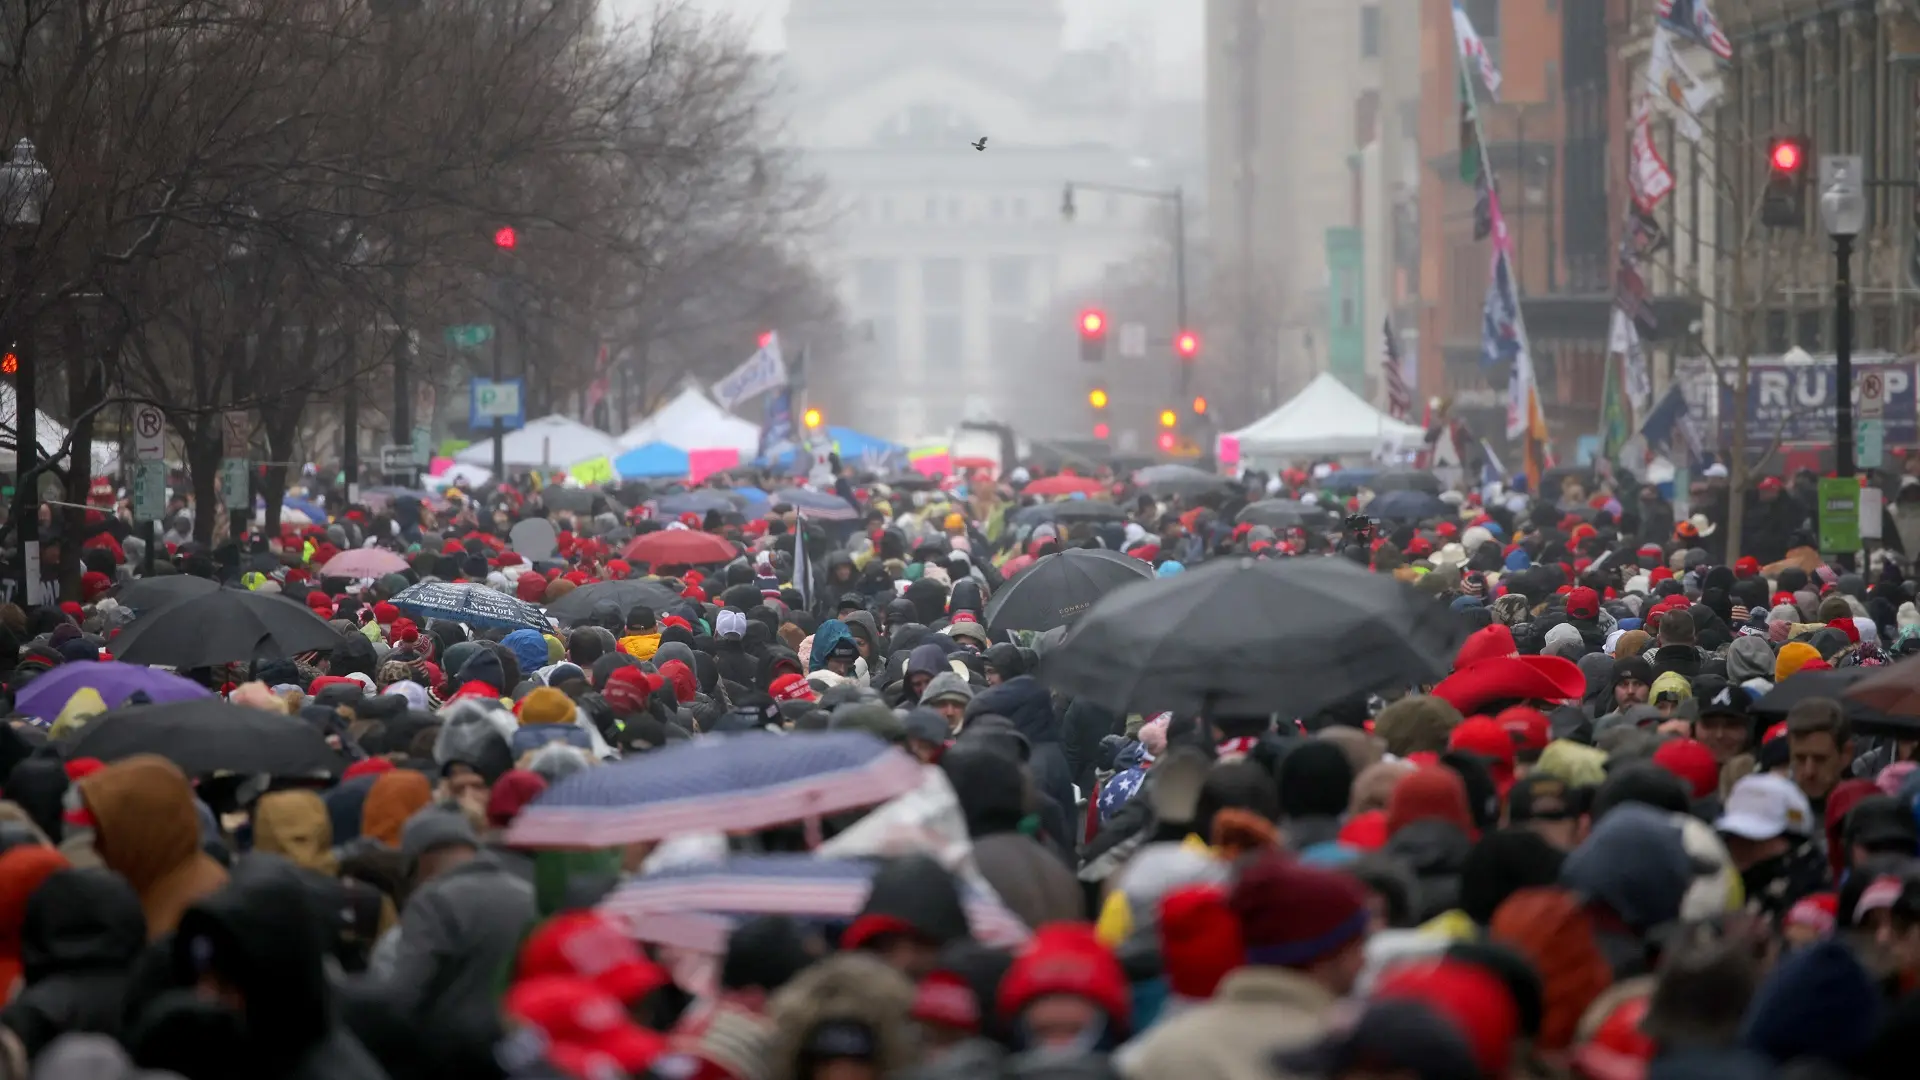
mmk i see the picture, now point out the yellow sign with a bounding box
[571,456,616,486]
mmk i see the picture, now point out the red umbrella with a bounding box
[1023,474,1105,497]
[621,529,741,567]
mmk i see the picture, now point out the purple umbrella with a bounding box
[15,661,214,722]
[320,548,410,578]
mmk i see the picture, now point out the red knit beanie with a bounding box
[1228,853,1370,968]
[1385,766,1477,838]
[1159,884,1243,999]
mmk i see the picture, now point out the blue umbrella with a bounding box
[1366,489,1453,523]
[772,487,859,521]
[505,730,924,847]
[732,485,769,505]
[650,490,739,517]
[389,580,548,631]
[614,441,690,479]
[599,855,1030,953]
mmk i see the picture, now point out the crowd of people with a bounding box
[0,458,1915,1080]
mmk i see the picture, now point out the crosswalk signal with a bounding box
[1763,137,1810,229]
[1079,309,1107,363]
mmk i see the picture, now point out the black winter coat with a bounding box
[968,677,1076,823]
[0,869,147,1056]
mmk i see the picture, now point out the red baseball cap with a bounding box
[517,912,668,1004]
[504,976,665,1079]
[1493,705,1552,759]
[770,672,816,703]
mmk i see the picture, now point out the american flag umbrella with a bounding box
[505,731,925,847]
[770,488,859,522]
[599,855,1029,953]
[620,529,740,567]
[388,580,548,631]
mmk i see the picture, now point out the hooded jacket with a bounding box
[383,852,536,1053]
[77,756,229,940]
[940,745,1082,929]
[765,953,919,1080]
[968,676,1076,821]
[138,858,388,1080]
[0,868,148,1056]
[809,619,858,673]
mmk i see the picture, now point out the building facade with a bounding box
[781,0,1190,443]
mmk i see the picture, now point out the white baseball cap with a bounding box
[1715,773,1813,841]
[716,610,748,639]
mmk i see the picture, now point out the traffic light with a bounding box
[1088,388,1108,409]
[1192,395,1208,416]
[1093,422,1110,440]
[1157,431,1175,452]
[1175,330,1200,361]
[803,407,823,430]
[1762,137,1810,228]
[493,225,518,250]
[1078,309,1107,363]
[1159,409,1177,429]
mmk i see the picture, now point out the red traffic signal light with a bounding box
[1763,136,1812,228]
[1080,310,1106,336]
[1093,422,1110,440]
[1175,330,1200,360]
[1156,431,1175,452]
[493,226,518,250]
[1770,140,1803,173]
[1079,309,1107,363]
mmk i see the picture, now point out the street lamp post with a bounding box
[1,140,50,608]
[1819,159,1866,480]
[1061,179,1192,402]
[1820,157,1866,571]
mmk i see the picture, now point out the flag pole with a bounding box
[1452,6,1549,496]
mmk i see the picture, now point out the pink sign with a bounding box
[911,451,951,478]
[688,447,740,484]
[1216,434,1240,469]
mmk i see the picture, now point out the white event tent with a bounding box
[616,386,760,459]
[1225,372,1425,461]
[453,414,620,470]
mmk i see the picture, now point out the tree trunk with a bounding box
[188,420,221,547]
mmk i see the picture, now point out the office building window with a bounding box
[924,314,964,368]
[855,260,897,309]
[922,258,964,309]
[989,257,1031,308]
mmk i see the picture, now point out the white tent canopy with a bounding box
[617,386,760,457]
[1226,372,1425,459]
[0,383,120,476]
[453,414,620,470]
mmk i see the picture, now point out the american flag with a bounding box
[599,855,1032,953]
[1382,319,1410,420]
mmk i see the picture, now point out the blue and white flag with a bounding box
[1656,0,1733,63]
[713,333,788,411]
[760,386,794,460]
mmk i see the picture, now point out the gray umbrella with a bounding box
[1037,556,1468,717]
[984,548,1153,635]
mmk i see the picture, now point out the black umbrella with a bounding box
[984,548,1153,635]
[546,579,686,623]
[1012,501,1127,528]
[1369,470,1443,495]
[1038,556,1469,717]
[1134,464,1232,498]
[1755,669,1913,737]
[112,575,222,611]
[1366,489,1452,523]
[110,589,341,667]
[68,699,347,777]
[1236,499,1335,531]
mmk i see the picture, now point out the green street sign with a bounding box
[444,325,494,350]
[1818,476,1860,554]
